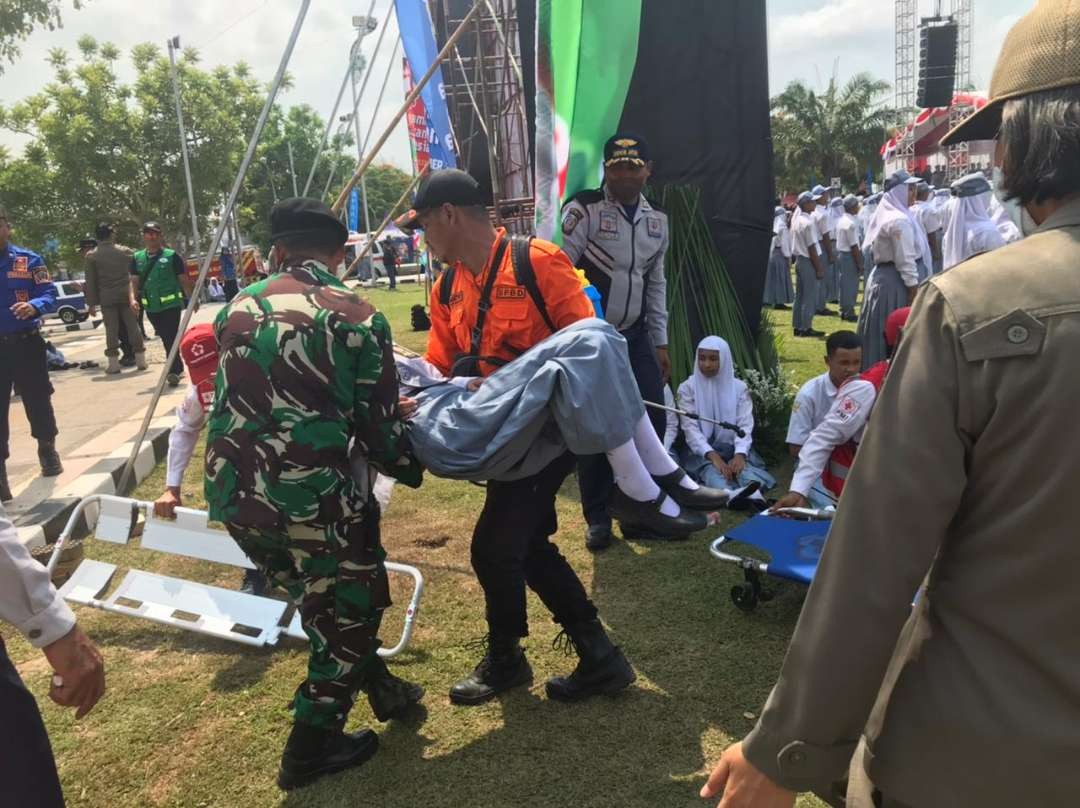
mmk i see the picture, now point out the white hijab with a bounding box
[861,183,933,269]
[688,336,743,444]
[987,194,1023,244]
[943,190,1007,270]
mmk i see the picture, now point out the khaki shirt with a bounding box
[84,241,134,307]
[742,195,1080,807]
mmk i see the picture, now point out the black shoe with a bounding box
[366,658,424,722]
[277,723,379,791]
[607,488,707,539]
[653,468,732,510]
[166,373,181,387]
[772,304,791,310]
[817,308,838,317]
[38,441,63,477]
[240,568,269,596]
[619,523,691,542]
[585,524,614,552]
[449,634,533,706]
[805,329,826,338]
[725,481,763,511]
[793,329,806,337]
[0,463,11,503]
[841,314,858,322]
[119,355,137,368]
[545,620,636,702]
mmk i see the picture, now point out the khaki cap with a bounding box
[942,0,1080,146]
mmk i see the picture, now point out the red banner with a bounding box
[402,57,430,175]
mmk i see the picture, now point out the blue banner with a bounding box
[348,188,360,233]
[395,0,457,170]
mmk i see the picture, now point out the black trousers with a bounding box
[471,452,598,638]
[0,330,58,462]
[146,307,183,376]
[576,321,666,528]
[117,319,133,360]
[223,279,239,302]
[0,639,65,807]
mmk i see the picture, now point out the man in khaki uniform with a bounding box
[84,223,145,374]
[700,2,1080,806]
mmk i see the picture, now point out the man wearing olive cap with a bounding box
[701,1,1080,806]
[204,198,424,791]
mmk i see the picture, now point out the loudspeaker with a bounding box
[917,19,958,108]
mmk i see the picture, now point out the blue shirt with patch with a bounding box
[0,244,58,334]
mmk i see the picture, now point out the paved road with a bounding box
[5,303,222,518]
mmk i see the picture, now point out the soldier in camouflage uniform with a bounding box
[204,198,423,791]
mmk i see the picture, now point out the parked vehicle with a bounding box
[48,280,91,325]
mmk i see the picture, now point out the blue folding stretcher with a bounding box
[709,508,833,612]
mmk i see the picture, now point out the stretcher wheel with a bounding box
[731,582,758,612]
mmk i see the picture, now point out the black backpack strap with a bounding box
[437,265,457,307]
[450,235,512,377]
[510,236,557,334]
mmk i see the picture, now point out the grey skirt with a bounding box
[762,249,794,305]
[857,262,908,369]
[406,318,646,482]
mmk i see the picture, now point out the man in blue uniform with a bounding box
[0,208,61,502]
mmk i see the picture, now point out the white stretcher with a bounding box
[45,495,423,656]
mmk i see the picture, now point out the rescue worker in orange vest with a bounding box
[773,307,911,511]
[396,168,637,707]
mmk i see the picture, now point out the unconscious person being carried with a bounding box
[395,317,762,539]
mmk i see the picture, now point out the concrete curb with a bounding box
[14,427,171,549]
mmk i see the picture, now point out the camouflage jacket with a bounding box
[204,259,421,528]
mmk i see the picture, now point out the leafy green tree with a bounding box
[0,0,85,70]
[770,73,896,193]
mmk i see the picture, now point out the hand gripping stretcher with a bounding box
[709,507,834,612]
[44,495,423,655]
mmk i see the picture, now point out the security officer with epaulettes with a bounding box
[129,221,192,387]
[0,207,62,502]
[561,132,671,551]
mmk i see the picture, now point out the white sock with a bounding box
[606,440,681,517]
[631,414,700,490]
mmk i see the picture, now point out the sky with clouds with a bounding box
[0,0,1034,172]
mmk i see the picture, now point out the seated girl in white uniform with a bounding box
[674,336,776,493]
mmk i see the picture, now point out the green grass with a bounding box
[7,287,828,807]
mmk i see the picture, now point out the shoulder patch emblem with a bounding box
[599,210,618,233]
[646,216,662,238]
[836,395,860,423]
[562,208,583,235]
[33,267,51,284]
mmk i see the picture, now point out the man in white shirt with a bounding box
[0,504,105,806]
[834,197,865,322]
[152,324,268,595]
[790,191,827,338]
[810,185,838,316]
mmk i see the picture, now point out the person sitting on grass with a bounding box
[674,336,775,494]
[773,308,909,513]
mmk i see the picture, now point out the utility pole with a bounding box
[167,36,201,256]
[286,140,299,196]
[349,16,378,235]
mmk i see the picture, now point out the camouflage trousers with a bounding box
[226,514,390,729]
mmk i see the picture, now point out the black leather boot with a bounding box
[608,488,707,539]
[38,441,63,477]
[366,657,424,721]
[653,468,735,510]
[545,619,636,702]
[0,462,11,502]
[585,523,614,551]
[449,634,532,706]
[276,722,379,791]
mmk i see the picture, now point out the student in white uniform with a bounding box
[834,196,865,322]
[913,183,945,276]
[152,324,269,596]
[762,206,794,309]
[825,194,845,305]
[810,185,838,315]
[943,172,1009,270]
[856,170,930,369]
[790,191,827,338]
[785,330,862,508]
[675,336,775,493]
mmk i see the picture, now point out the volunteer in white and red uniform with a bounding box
[151,324,268,595]
[773,308,910,511]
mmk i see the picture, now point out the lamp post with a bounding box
[167,36,201,255]
[350,15,378,235]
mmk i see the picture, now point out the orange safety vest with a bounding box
[820,360,890,497]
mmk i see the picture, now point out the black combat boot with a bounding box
[449,633,532,706]
[366,657,424,721]
[37,441,63,477]
[0,462,11,502]
[545,619,636,703]
[276,721,379,791]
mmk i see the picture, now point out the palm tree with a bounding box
[771,72,896,193]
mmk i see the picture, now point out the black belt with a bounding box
[0,328,41,345]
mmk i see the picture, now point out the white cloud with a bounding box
[769,0,894,55]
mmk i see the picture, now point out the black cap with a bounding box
[79,237,98,250]
[269,197,348,244]
[603,133,650,167]
[95,222,114,239]
[142,221,163,234]
[395,169,485,231]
